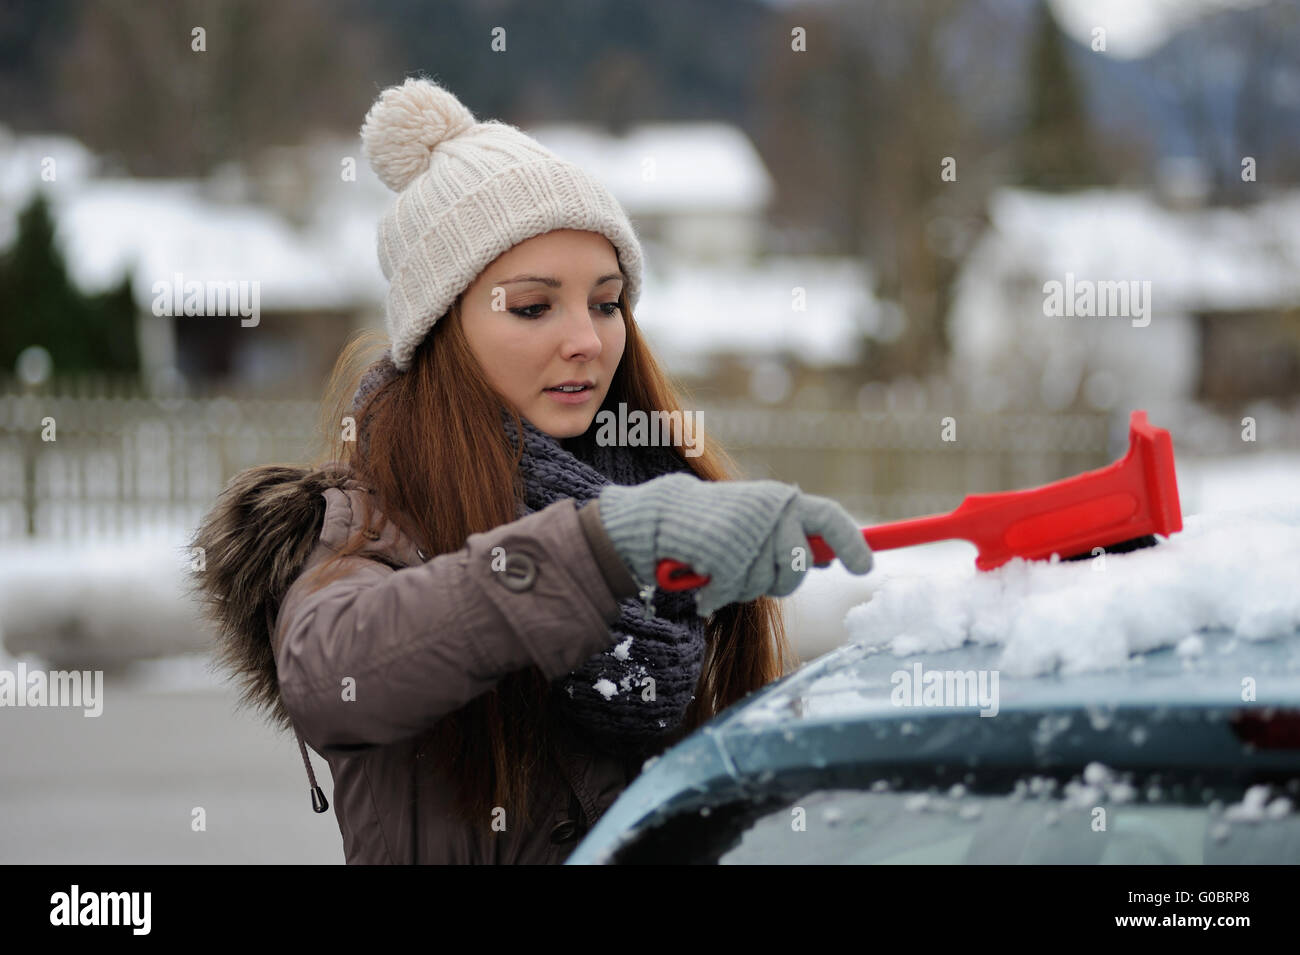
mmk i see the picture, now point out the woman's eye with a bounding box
[508,302,622,319]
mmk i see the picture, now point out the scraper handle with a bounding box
[657,535,835,590]
[655,515,953,589]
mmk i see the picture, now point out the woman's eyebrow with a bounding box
[493,272,625,288]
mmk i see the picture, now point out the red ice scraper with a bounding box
[657,408,1183,590]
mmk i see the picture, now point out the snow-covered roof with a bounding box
[56,179,386,310]
[2,124,876,370]
[529,121,774,215]
[979,187,1300,311]
[944,185,1300,411]
[0,126,99,247]
[634,255,879,374]
[2,121,778,317]
[0,125,388,311]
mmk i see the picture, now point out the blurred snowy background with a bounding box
[1,0,1298,862]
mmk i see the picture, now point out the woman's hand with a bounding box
[597,472,873,616]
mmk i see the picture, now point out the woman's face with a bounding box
[460,229,627,439]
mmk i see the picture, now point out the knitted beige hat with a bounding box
[359,75,645,372]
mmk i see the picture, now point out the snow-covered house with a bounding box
[530,121,883,399]
[531,121,775,263]
[946,187,1300,416]
[0,125,389,395]
[3,121,882,401]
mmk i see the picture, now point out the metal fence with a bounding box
[0,378,318,540]
[0,375,1128,541]
[693,401,1115,519]
[7,375,1282,541]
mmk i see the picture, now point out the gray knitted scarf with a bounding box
[502,407,707,760]
[350,353,707,761]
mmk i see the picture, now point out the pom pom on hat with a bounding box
[360,76,478,192]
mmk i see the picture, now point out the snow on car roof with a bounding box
[731,501,1300,728]
[844,501,1300,673]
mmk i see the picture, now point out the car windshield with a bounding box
[717,778,1300,864]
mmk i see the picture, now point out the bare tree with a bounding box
[753,0,1028,377]
[54,0,391,176]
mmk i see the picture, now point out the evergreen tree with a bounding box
[1016,3,1102,190]
[0,193,139,377]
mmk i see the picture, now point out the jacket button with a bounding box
[550,819,579,845]
[498,553,537,592]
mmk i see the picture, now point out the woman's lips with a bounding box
[544,385,595,405]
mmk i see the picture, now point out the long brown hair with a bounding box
[303,283,794,829]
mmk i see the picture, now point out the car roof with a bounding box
[734,628,1300,725]
[566,628,1300,863]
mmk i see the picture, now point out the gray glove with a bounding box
[597,472,873,617]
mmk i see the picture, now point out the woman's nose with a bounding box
[558,304,603,359]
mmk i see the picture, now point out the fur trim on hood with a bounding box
[187,462,353,733]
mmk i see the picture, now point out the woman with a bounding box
[189,75,873,864]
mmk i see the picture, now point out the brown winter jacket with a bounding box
[191,462,680,864]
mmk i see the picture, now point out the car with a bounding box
[565,518,1300,864]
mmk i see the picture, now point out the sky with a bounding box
[1047,0,1276,58]
[754,0,1278,61]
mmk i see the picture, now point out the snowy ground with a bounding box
[0,535,208,670]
